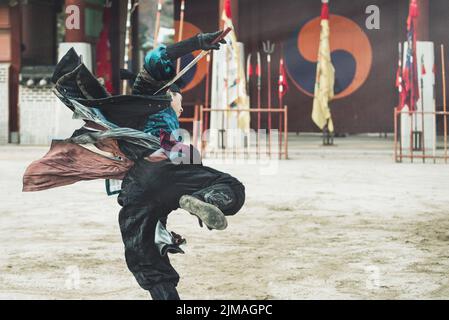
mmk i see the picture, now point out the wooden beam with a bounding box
[9,3,22,134]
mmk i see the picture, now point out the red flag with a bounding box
[395,67,401,88]
[224,0,232,20]
[396,44,407,109]
[96,6,114,93]
[248,63,253,77]
[256,57,261,77]
[399,0,420,112]
[421,55,426,75]
[278,58,288,98]
[396,44,402,88]
[321,1,329,20]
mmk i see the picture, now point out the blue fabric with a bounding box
[143,106,179,137]
[142,45,179,137]
[143,45,175,82]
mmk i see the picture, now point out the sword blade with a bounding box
[154,51,207,95]
[153,27,232,95]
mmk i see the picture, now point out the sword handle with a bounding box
[211,27,232,45]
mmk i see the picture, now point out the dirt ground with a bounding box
[1,137,449,300]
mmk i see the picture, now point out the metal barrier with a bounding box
[193,106,289,159]
[394,108,448,163]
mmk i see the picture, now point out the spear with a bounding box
[204,52,211,132]
[246,53,252,98]
[442,44,447,163]
[278,46,288,149]
[420,53,426,162]
[256,51,262,148]
[256,52,262,109]
[263,40,275,154]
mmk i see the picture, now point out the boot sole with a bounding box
[179,195,228,230]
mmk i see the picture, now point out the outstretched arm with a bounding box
[132,31,226,95]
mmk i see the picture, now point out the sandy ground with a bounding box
[1,136,449,300]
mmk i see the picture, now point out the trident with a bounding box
[263,40,275,154]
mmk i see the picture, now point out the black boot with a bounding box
[149,282,180,300]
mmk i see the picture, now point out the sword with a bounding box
[154,27,232,95]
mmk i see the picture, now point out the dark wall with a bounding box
[239,0,410,134]
[430,0,449,135]
[21,1,58,66]
[175,0,448,134]
[430,0,449,110]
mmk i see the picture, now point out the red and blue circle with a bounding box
[174,21,207,92]
[284,15,372,99]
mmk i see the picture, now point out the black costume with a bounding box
[41,31,244,300]
[118,160,245,299]
[117,32,245,300]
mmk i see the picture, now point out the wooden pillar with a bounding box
[21,2,57,65]
[9,3,21,137]
[131,0,140,74]
[110,0,121,95]
[65,0,86,42]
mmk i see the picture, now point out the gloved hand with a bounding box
[166,30,227,61]
[197,30,227,51]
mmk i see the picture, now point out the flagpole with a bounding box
[442,44,447,163]
[246,52,253,157]
[153,0,163,49]
[256,51,262,157]
[408,0,417,161]
[420,54,426,162]
[408,3,414,161]
[176,0,186,74]
[397,42,402,108]
[397,42,403,161]
[278,46,285,152]
[412,39,418,152]
[278,57,283,152]
[421,73,425,162]
[312,0,335,143]
[204,52,211,133]
[268,51,271,155]
[263,41,275,155]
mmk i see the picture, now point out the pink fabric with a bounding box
[23,140,134,192]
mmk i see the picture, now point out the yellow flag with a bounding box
[312,14,335,133]
[221,0,250,132]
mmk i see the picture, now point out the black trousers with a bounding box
[117,159,245,290]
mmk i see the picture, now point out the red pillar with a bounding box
[65,0,86,43]
[9,3,21,138]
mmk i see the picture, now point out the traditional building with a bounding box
[0,0,131,144]
[0,0,448,144]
